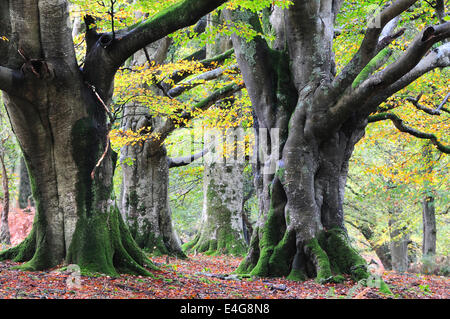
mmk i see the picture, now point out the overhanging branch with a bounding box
[168,148,209,168]
[154,82,245,141]
[109,0,228,69]
[405,93,450,115]
[167,64,239,98]
[327,27,450,132]
[331,0,418,95]
[161,48,234,92]
[368,112,450,154]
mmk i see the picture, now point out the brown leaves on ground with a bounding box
[0,254,448,299]
[0,208,448,299]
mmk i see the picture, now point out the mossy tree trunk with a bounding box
[183,161,248,256]
[119,103,185,257]
[0,0,227,274]
[225,2,449,287]
[182,14,247,256]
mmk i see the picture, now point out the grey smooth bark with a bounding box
[224,1,450,283]
[183,160,247,256]
[0,0,227,274]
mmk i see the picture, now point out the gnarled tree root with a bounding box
[235,227,392,294]
[0,208,158,276]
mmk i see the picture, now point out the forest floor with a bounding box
[0,254,448,299]
[0,207,449,299]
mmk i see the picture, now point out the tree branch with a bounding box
[368,112,450,154]
[405,93,449,115]
[362,42,450,115]
[109,0,227,69]
[327,25,450,131]
[167,148,209,168]
[331,0,418,95]
[160,48,234,93]
[154,82,245,142]
[167,64,239,98]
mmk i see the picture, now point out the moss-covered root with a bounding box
[183,230,247,257]
[318,228,369,282]
[0,225,37,264]
[305,238,333,283]
[66,207,158,277]
[234,228,260,274]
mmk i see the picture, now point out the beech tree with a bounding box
[0,0,228,275]
[115,16,243,256]
[224,0,450,285]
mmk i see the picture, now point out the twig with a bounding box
[85,82,115,180]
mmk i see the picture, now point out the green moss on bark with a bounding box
[249,206,286,277]
[305,238,333,283]
[67,206,157,276]
[318,228,369,282]
[185,176,247,257]
[268,229,296,277]
[287,268,306,281]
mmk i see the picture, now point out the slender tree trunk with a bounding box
[389,212,410,273]
[0,153,10,244]
[421,143,436,257]
[422,196,436,257]
[18,157,34,209]
[183,161,247,256]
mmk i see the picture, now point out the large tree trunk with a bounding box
[0,0,154,275]
[0,0,228,273]
[226,4,374,284]
[237,118,370,283]
[119,104,184,257]
[183,161,247,256]
[0,77,154,275]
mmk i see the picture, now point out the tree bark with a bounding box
[119,103,185,257]
[183,161,248,256]
[422,196,437,257]
[0,0,226,274]
[225,1,448,288]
